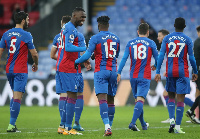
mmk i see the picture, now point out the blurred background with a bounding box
[0,0,199,106]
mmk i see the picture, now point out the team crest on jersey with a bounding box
[69,34,74,40]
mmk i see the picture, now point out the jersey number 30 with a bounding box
[104,42,117,58]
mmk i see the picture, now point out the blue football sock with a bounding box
[60,97,67,126]
[99,99,109,125]
[65,98,76,130]
[176,102,184,125]
[10,97,13,115]
[75,95,84,124]
[167,99,175,119]
[184,97,194,107]
[108,104,115,126]
[10,99,21,126]
[58,97,66,118]
[139,109,146,127]
[131,101,143,125]
[164,96,169,105]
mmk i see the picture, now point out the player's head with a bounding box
[61,15,71,28]
[137,23,149,36]
[196,25,200,37]
[14,11,29,29]
[157,29,169,43]
[174,17,186,31]
[97,16,110,32]
[71,7,86,27]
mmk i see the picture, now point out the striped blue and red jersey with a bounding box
[118,37,158,80]
[56,22,86,73]
[87,31,120,72]
[159,32,194,77]
[0,28,35,73]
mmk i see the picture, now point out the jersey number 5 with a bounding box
[9,38,17,53]
[104,42,117,58]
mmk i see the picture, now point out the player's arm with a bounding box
[151,41,159,70]
[78,33,91,70]
[65,30,86,52]
[27,34,38,72]
[187,39,198,79]
[117,44,130,83]
[0,36,6,60]
[50,46,58,60]
[155,38,166,82]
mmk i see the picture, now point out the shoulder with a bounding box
[78,32,84,38]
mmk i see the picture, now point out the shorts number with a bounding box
[133,45,147,59]
[9,38,17,53]
[168,42,185,57]
[104,42,117,58]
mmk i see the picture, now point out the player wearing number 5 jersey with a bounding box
[155,17,198,133]
[0,11,38,132]
[117,23,158,131]
[75,16,120,136]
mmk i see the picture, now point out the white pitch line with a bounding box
[0,124,199,135]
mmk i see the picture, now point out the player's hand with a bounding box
[84,60,91,71]
[117,74,121,84]
[32,63,38,72]
[74,63,79,70]
[192,74,198,82]
[155,74,161,82]
[151,65,156,71]
[163,72,166,77]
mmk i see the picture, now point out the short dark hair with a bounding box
[158,29,170,36]
[138,23,149,35]
[174,17,186,30]
[72,7,85,13]
[196,26,200,32]
[14,11,28,24]
[62,15,71,24]
[97,16,110,25]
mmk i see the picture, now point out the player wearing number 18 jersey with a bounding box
[0,11,38,132]
[155,17,198,133]
[117,23,158,131]
[75,16,120,136]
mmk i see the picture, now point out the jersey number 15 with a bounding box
[104,42,117,58]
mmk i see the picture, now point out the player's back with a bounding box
[162,32,192,77]
[128,37,157,80]
[92,31,120,72]
[1,28,34,73]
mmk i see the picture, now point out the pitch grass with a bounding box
[0,105,199,139]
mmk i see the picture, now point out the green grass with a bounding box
[0,105,199,139]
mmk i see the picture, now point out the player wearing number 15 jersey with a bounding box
[0,11,38,132]
[117,23,158,131]
[75,16,120,136]
[155,17,198,133]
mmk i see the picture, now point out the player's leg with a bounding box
[107,95,115,127]
[129,78,150,131]
[95,70,111,136]
[161,90,170,123]
[7,73,28,132]
[184,97,194,107]
[73,73,84,131]
[73,92,84,131]
[107,71,117,127]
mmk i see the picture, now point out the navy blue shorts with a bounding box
[6,73,28,93]
[166,77,190,94]
[130,78,151,99]
[94,70,117,96]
